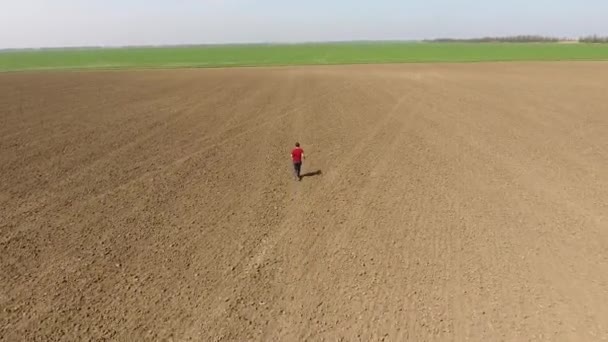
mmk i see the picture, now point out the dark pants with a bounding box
[293,162,302,178]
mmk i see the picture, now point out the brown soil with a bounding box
[1,63,607,341]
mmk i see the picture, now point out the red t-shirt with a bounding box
[291,147,304,163]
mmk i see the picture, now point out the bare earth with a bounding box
[1,63,607,341]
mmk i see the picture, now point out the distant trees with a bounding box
[426,36,561,43]
[579,35,608,43]
[425,35,608,43]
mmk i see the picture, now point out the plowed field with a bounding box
[1,63,607,341]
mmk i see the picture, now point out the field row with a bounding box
[2,43,608,71]
[2,63,608,340]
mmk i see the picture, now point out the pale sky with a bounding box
[1,0,607,49]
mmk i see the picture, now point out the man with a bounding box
[291,142,305,181]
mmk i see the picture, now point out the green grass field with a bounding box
[1,42,608,72]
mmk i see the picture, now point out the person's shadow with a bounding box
[300,170,322,179]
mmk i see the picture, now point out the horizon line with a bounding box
[0,36,599,52]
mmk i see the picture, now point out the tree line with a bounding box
[425,35,608,43]
[579,35,608,43]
